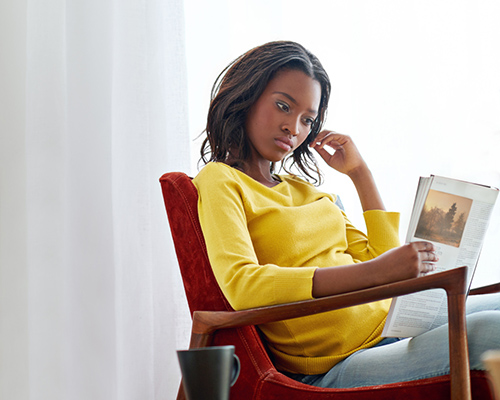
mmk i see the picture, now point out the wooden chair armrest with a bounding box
[470,282,500,295]
[191,266,467,342]
[186,267,470,400]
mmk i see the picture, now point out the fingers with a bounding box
[411,241,439,276]
[314,145,335,165]
[310,130,346,150]
[419,261,437,276]
[309,130,367,175]
[309,131,347,170]
[411,241,435,251]
[414,242,437,258]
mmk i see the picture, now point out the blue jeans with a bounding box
[288,293,500,388]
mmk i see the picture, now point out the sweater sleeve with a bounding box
[193,164,317,310]
[344,209,401,262]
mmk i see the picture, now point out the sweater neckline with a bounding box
[221,162,287,190]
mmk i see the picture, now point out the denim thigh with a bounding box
[293,293,500,389]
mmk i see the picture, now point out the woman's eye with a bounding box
[277,102,290,112]
[304,117,315,126]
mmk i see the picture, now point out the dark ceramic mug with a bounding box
[177,345,240,400]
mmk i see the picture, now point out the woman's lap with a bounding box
[293,293,500,389]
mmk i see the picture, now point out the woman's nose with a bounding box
[283,118,300,136]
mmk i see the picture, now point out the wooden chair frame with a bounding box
[179,265,500,400]
[161,172,499,400]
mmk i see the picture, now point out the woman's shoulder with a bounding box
[193,162,247,194]
[194,162,235,182]
[278,173,338,203]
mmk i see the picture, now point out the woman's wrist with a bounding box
[346,162,370,183]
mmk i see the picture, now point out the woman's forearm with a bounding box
[348,164,385,212]
[311,260,384,298]
[311,242,438,298]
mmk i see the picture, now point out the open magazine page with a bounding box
[382,176,498,338]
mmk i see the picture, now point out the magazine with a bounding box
[382,175,499,338]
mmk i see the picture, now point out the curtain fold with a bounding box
[0,0,191,399]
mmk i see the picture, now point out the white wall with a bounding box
[184,0,500,287]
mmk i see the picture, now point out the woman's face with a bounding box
[245,68,321,164]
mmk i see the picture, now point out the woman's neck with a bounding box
[226,159,279,188]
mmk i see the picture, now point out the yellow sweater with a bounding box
[194,162,400,375]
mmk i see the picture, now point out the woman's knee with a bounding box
[466,293,500,314]
[466,311,500,369]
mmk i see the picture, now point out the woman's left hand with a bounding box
[310,131,366,177]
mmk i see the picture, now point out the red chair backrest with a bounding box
[161,172,279,400]
[160,172,232,316]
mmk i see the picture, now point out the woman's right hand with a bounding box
[371,241,439,282]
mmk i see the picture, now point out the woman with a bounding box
[193,40,500,388]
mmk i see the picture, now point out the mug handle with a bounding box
[230,354,240,386]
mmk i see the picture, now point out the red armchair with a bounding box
[160,171,496,400]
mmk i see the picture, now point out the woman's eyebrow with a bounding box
[273,91,318,115]
[274,91,297,104]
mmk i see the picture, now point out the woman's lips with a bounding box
[275,137,293,152]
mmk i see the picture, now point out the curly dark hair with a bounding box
[200,41,331,184]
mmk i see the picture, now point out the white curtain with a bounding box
[0,0,191,399]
